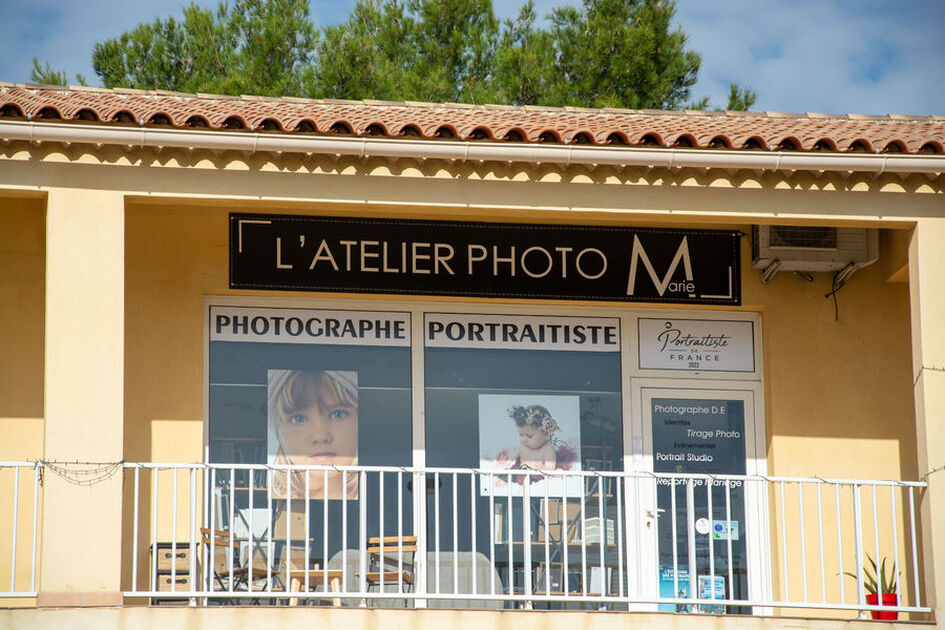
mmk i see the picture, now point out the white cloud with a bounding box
[676,0,945,115]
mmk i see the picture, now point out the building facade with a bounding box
[1,84,944,629]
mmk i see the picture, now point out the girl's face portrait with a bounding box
[278,377,358,466]
[517,424,546,450]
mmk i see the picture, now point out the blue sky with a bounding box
[1,0,942,116]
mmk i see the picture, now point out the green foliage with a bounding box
[91,0,316,96]
[725,83,757,111]
[30,59,87,87]
[310,0,499,103]
[688,83,756,112]
[544,0,701,110]
[492,3,556,106]
[845,554,899,595]
[82,0,755,111]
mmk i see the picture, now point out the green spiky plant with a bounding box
[845,554,898,595]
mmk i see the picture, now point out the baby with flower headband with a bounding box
[495,404,576,481]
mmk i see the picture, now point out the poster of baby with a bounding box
[478,394,583,497]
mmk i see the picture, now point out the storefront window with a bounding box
[207,306,413,557]
[423,313,623,598]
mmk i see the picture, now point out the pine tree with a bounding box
[44,0,757,111]
[91,0,316,97]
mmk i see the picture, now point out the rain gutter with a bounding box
[2,120,942,174]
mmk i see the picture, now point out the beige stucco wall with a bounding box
[0,605,935,630]
[0,141,941,620]
[123,200,916,479]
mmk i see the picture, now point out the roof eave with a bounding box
[2,119,943,175]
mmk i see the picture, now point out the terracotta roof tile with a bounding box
[1,83,944,155]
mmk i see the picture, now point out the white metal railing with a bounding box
[118,462,929,617]
[0,462,42,597]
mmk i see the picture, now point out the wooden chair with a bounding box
[200,528,271,598]
[360,535,417,594]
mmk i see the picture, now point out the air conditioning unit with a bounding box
[751,226,879,283]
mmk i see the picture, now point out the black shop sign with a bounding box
[230,213,741,305]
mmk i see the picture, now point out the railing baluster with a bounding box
[399,470,405,594]
[435,471,441,595]
[580,477,587,596]
[835,483,845,605]
[522,473,532,603]
[597,472,605,600]
[707,475,715,607]
[615,474,624,599]
[469,472,476,597]
[853,483,864,608]
[872,483,881,609]
[798,482,807,603]
[228,467,236,593]
[670,474,679,607]
[10,466,19,593]
[304,469,311,592]
[153,467,160,595]
[779,480,788,602]
[171,467,179,593]
[725,479,734,603]
[380,470,386,591]
[889,485,900,610]
[561,476,569,601]
[342,470,348,597]
[453,472,459,597]
[189,466,197,604]
[542,477,550,596]
[209,467,217,594]
[816,481,825,604]
[248,471,256,593]
[686,478,696,608]
[359,470,368,601]
[488,473,495,596]
[506,473,513,598]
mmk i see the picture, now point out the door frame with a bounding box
[629,378,771,611]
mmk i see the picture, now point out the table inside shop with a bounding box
[491,541,622,600]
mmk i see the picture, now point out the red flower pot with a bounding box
[866,592,898,620]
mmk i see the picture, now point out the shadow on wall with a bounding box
[0,194,45,459]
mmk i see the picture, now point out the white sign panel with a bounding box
[638,318,754,371]
[425,313,619,352]
[210,306,410,346]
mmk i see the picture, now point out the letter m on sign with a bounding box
[626,235,693,296]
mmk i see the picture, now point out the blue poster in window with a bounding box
[659,564,690,612]
[697,575,726,614]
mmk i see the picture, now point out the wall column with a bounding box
[38,189,125,607]
[908,219,945,623]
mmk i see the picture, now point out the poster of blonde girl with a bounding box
[268,369,359,499]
